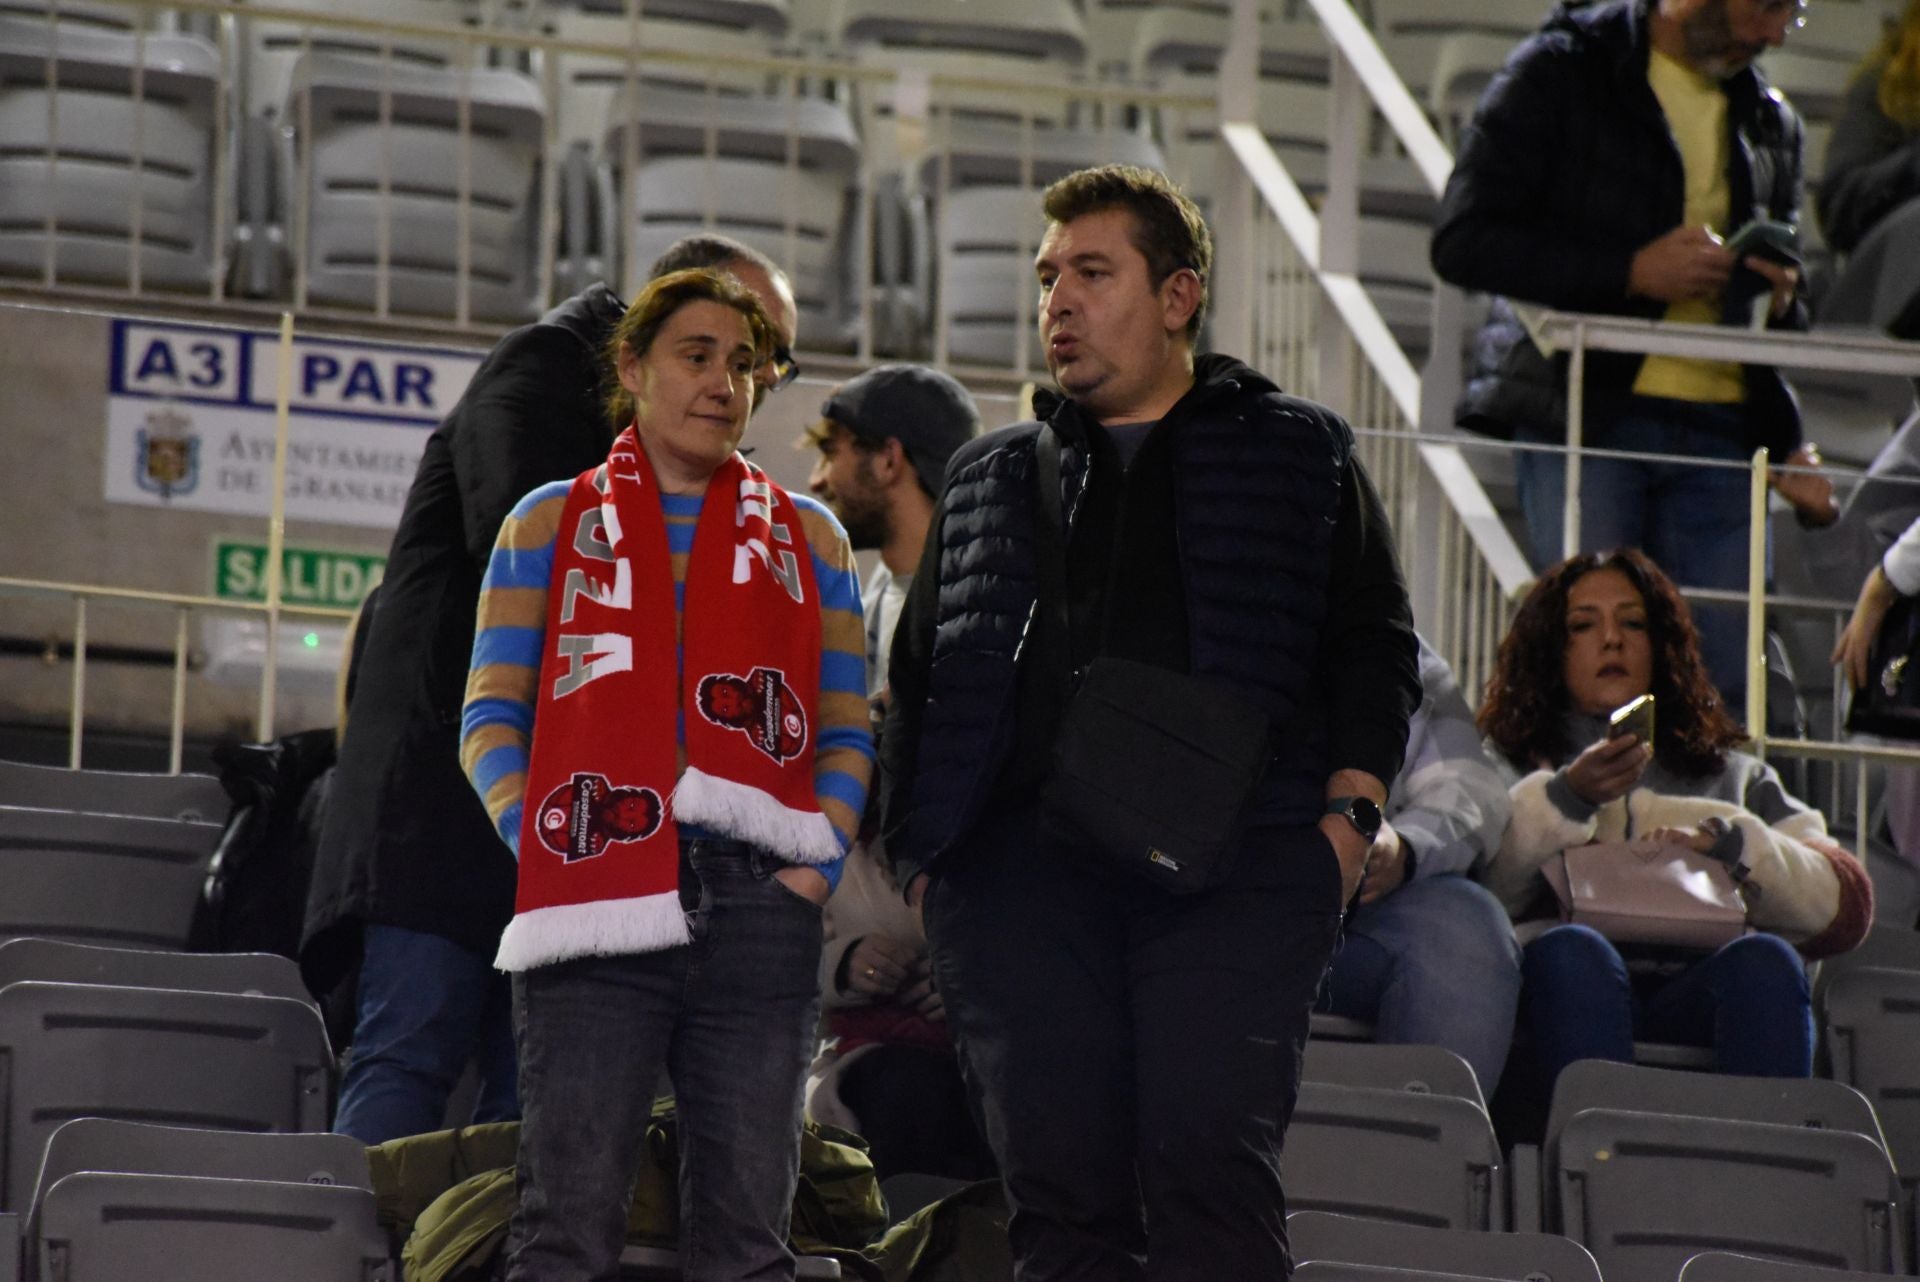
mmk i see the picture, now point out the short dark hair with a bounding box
[648,234,782,284]
[603,269,775,427]
[1041,165,1212,341]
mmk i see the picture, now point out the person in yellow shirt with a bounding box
[1433,0,1833,711]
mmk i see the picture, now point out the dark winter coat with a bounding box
[300,285,625,993]
[1431,0,1808,452]
[879,354,1419,885]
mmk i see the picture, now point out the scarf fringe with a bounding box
[674,767,843,866]
[493,890,690,972]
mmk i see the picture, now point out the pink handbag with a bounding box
[1541,839,1748,949]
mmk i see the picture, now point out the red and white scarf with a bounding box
[494,428,836,972]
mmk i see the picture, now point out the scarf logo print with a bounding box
[536,771,663,863]
[695,666,809,764]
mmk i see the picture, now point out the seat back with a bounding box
[1824,966,1920,1183]
[1300,1040,1485,1110]
[603,83,860,339]
[0,805,221,950]
[1283,1082,1504,1230]
[1678,1251,1903,1282]
[0,760,227,823]
[1289,1210,1602,1282]
[36,1172,391,1281]
[0,938,313,1010]
[1554,1108,1904,1282]
[1293,1265,1506,1282]
[0,17,220,293]
[1543,1059,1889,1157]
[0,981,332,1211]
[286,52,547,323]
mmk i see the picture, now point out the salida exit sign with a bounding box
[213,540,385,609]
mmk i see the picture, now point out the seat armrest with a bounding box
[1508,1141,1541,1232]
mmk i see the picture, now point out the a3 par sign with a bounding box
[105,319,481,529]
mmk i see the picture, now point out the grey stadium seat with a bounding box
[1679,1251,1905,1282]
[1824,966,1920,1185]
[0,17,223,294]
[34,1173,391,1282]
[1294,1266,1505,1282]
[0,981,332,1211]
[285,52,547,323]
[1553,1107,1904,1282]
[1284,1082,1504,1230]
[0,939,313,1011]
[1289,1210,1601,1282]
[0,805,221,950]
[1301,1039,1486,1110]
[1543,1058,1889,1152]
[0,760,227,823]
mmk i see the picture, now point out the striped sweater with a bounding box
[461,477,873,890]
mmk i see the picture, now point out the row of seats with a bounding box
[6,0,1894,361]
[5,755,1920,1278]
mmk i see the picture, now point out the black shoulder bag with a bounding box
[1846,595,1920,739]
[1032,427,1273,893]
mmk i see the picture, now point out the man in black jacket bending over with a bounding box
[880,164,1419,1279]
[1431,0,1823,708]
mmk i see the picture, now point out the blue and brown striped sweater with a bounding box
[460,476,873,890]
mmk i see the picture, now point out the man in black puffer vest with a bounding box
[880,165,1420,1278]
[1431,0,1825,709]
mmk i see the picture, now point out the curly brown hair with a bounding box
[1477,548,1745,777]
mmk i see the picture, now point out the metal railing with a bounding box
[3,0,1209,369]
[1214,0,1531,703]
[0,311,350,772]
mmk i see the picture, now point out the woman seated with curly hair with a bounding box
[1478,549,1873,1082]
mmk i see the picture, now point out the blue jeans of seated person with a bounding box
[1317,874,1523,1094]
[1515,397,1756,710]
[507,836,824,1282]
[332,924,519,1145]
[1522,924,1813,1082]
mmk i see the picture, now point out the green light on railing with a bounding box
[303,632,320,648]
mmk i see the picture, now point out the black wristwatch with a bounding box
[1325,796,1384,841]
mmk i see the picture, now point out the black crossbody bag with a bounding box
[1846,595,1920,739]
[1032,428,1272,893]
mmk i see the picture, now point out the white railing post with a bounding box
[1211,0,1261,361]
[259,312,296,743]
[1746,447,1769,751]
[1562,320,1587,562]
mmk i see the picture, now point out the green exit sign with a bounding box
[213,540,386,609]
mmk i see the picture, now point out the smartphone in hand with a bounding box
[1724,218,1801,267]
[1608,693,1655,745]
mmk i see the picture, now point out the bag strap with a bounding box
[1033,426,1072,647]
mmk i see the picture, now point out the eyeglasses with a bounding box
[765,345,801,392]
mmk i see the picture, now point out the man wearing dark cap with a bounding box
[798,365,990,1183]
[800,364,980,694]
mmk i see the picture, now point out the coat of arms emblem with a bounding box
[134,406,199,499]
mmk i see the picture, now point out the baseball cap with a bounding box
[819,364,980,498]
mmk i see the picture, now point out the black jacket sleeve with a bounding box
[1320,455,1420,789]
[450,325,606,571]
[1816,69,1920,256]
[877,500,946,885]
[1430,36,1640,311]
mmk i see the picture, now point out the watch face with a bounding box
[1349,797,1384,836]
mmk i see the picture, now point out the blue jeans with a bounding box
[1516,397,1756,708]
[1521,924,1813,1081]
[507,837,825,1282]
[1317,875,1523,1094]
[333,924,519,1145]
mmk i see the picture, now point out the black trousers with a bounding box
[924,803,1344,1282]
